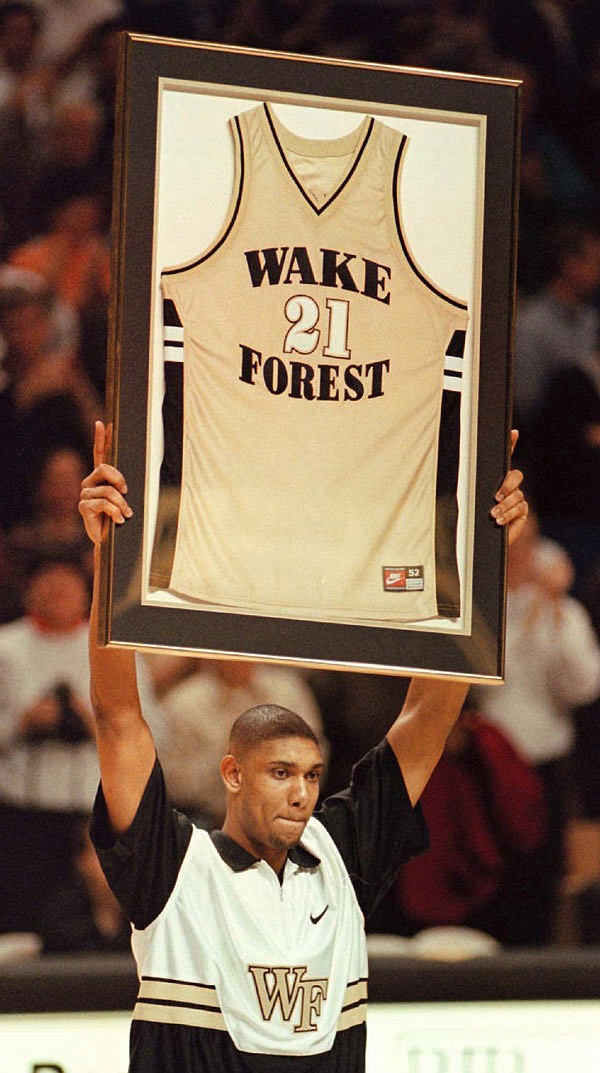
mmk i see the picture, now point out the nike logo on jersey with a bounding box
[310,905,329,925]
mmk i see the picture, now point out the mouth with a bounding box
[277,817,306,829]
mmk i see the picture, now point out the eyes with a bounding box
[271,767,320,783]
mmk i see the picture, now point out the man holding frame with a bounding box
[79,420,526,1073]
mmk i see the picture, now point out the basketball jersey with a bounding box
[150,103,469,623]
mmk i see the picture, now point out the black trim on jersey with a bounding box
[148,322,184,588]
[434,383,461,618]
[90,759,194,930]
[392,139,468,311]
[263,103,375,218]
[163,298,183,329]
[341,999,367,1015]
[340,978,368,1014]
[315,739,428,919]
[159,356,184,486]
[210,830,320,872]
[141,975,218,989]
[162,116,245,276]
[446,328,467,358]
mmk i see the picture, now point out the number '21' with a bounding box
[283,295,351,359]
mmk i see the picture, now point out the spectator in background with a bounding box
[9,187,110,316]
[0,1,43,108]
[528,346,600,598]
[31,100,109,234]
[0,263,79,353]
[7,445,92,584]
[148,655,325,827]
[72,18,124,194]
[0,286,98,529]
[369,704,547,945]
[33,0,124,73]
[38,819,130,953]
[471,513,600,944]
[0,554,97,933]
[574,563,600,825]
[219,0,334,55]
[513,220,600,431]
[508,58,599,295]
[385,1,496,73]
[487,0,583,138]
[0,552,164,935]
[0,2,50,251]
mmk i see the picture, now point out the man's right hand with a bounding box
[79,421,133,545]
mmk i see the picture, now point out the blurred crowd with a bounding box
[1,0,600,957]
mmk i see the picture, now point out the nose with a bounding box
[289,776,309,808]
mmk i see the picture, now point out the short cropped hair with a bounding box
[228,704,319,758]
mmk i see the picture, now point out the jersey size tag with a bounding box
[382,566,425,592]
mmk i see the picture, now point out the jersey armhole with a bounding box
[161,113,245,279]
[392,137,468,313]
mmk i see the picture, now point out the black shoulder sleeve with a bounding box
[89,758,193,930]
[314,739,429,919]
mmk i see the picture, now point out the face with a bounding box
[1,302,50,365]
[26,563,89,630]
[38,449,85,516]
[222,736,324,871]
[52,194,101,237]
[52,106,100,165]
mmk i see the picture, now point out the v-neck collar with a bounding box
[263,102,374,217]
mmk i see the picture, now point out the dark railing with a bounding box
[2,948,600,1014]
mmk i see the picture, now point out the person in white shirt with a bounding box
[472,513,600,943]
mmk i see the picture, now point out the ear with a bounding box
[220,753,242,794]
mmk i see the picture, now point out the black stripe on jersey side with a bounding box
[264,103,375,217]
[446,328,466,358]
[141,975,218,990]
[163,298,183,328]
[444,369,462,379]
[434,385,461,618]
[340,998,368,1014]
[162,116,245,276]
[137,999,222,1013]
[158,361,183,486]
[392,141,468,312]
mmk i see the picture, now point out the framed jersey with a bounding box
[100,32,520,681]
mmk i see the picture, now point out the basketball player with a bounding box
[79,421,526,1073]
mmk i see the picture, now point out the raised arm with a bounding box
[79,421,156,834]
[387,434,528,805]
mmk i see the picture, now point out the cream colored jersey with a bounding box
[152,103,469,623]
